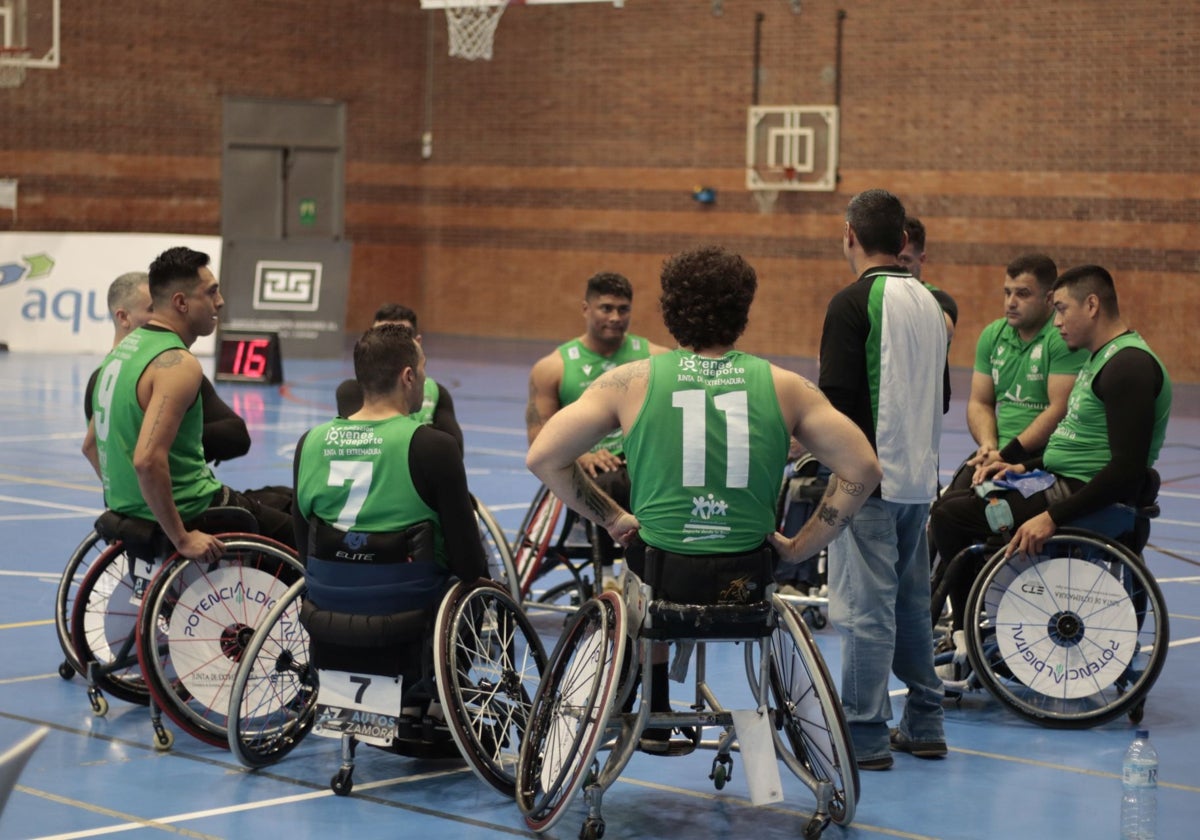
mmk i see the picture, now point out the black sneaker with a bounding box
[889,728,947,758]
[856,753,894,771]
[638,726,697,756]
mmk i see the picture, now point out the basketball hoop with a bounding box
[0,48,31,88]
[445,1,511,61]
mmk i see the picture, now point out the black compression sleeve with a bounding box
[1046,347,1162,524]
[409,425,487,581]
[292,432,310,562]
[432,384,465,455]
[199,376,251,463]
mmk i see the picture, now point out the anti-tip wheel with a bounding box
[58,660,76,680]
[153,727,174,752]
[89,693,109,717]
[331,769,353,796]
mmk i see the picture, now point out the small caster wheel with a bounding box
[331,769,353,796]
[1129,699,1146,725]
[580,817,605,840]
[59,660,76,680]
[803,814,827,839]
[712,764,728,790]
[803,606,827,630]
[89,691,109,717]
[153,726,174,752]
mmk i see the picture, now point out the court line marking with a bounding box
[0,494,100,513]
[615,776,934,839]
[1168,635,1200,647]
[26,769,469,840]
[0,618,53,630]
[0,472,99,493]
[0,672,61,685]
[947,746,1200,793]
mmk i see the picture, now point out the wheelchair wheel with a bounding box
[68,542,152,706]
[964,531,1169,729]
[56,530,107,678]
[767,594,859,826]
[434,579,548,796]
[227,579,317,767]
[136,536,304,747]
[473,496,522,604]
[516,591,626,833]
[511,484,565,598]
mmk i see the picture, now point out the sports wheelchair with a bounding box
[932,470,1168,728]
[226,571,547,799]
[63,507,302,750]
[509,483,610,610]
[515,546,857,840]
[774,453,831,629]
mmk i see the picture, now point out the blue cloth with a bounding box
[827,498,945,763]
[979,469,1057,499]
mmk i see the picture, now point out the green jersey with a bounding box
[92,327,222,521]
[974,316,1088,448]
[412,377,439,426]
[625,350,789,554]
[295,414,446,567]
[558,334,652,456]
[1043,332,1171,482]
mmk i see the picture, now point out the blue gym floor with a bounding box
[1,334,1197,840]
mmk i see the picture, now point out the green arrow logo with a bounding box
[23,253,54,278]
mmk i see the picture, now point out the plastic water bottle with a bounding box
[1120,729,1158,839]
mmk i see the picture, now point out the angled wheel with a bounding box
[516,592,626,833]
[227,578,317,767]
[474,496,522,604]
[765,594,858,826]
[435,580,547,796]
[56,529,107,677]
[69,542,152,706]
[964,531,1169,729]
[136,536,304,747]
[511,484,566,598]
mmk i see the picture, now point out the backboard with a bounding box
[0,0,59,70]
[746,105,839,193]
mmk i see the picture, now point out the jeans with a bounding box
[828,497,945,762]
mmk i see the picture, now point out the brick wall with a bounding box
[1,0,1196,380]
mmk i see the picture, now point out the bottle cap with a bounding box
[1135,729,1149,738]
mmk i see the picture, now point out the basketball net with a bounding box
[0,48,30,88]
[445,1,511,61]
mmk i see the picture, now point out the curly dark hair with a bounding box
[372,302,418,330]
[659,246,756,349]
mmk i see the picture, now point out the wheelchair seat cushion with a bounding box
[93,510,170,561]
[300,599,433,679]
[633,544,777,639]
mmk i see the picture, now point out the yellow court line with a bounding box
[0,472,99,493]
[949,746,1200,793]
[0,618,54,630]
[27,768,470,840]
[20,786,224,840]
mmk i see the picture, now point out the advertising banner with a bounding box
[0,233,222,356]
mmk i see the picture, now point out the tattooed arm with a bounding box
[133,349,224,561]
[525,361,648,546]
[769,368,882,563]
[525,351,564,445]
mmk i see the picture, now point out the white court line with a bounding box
[1156,575,1200,583]
[0,495,100,514]
[460,423,526,437]
[0,512,99,522]
[0,569,65,578]
[0,431,82,443]
[1168,636,1200,648]
[27,768,469,840]
[467,446,527,458]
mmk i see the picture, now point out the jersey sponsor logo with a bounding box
[1031,343,1044,361]
[682,493,733,542]
[567,346,581,360]
[323,427,384,447]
